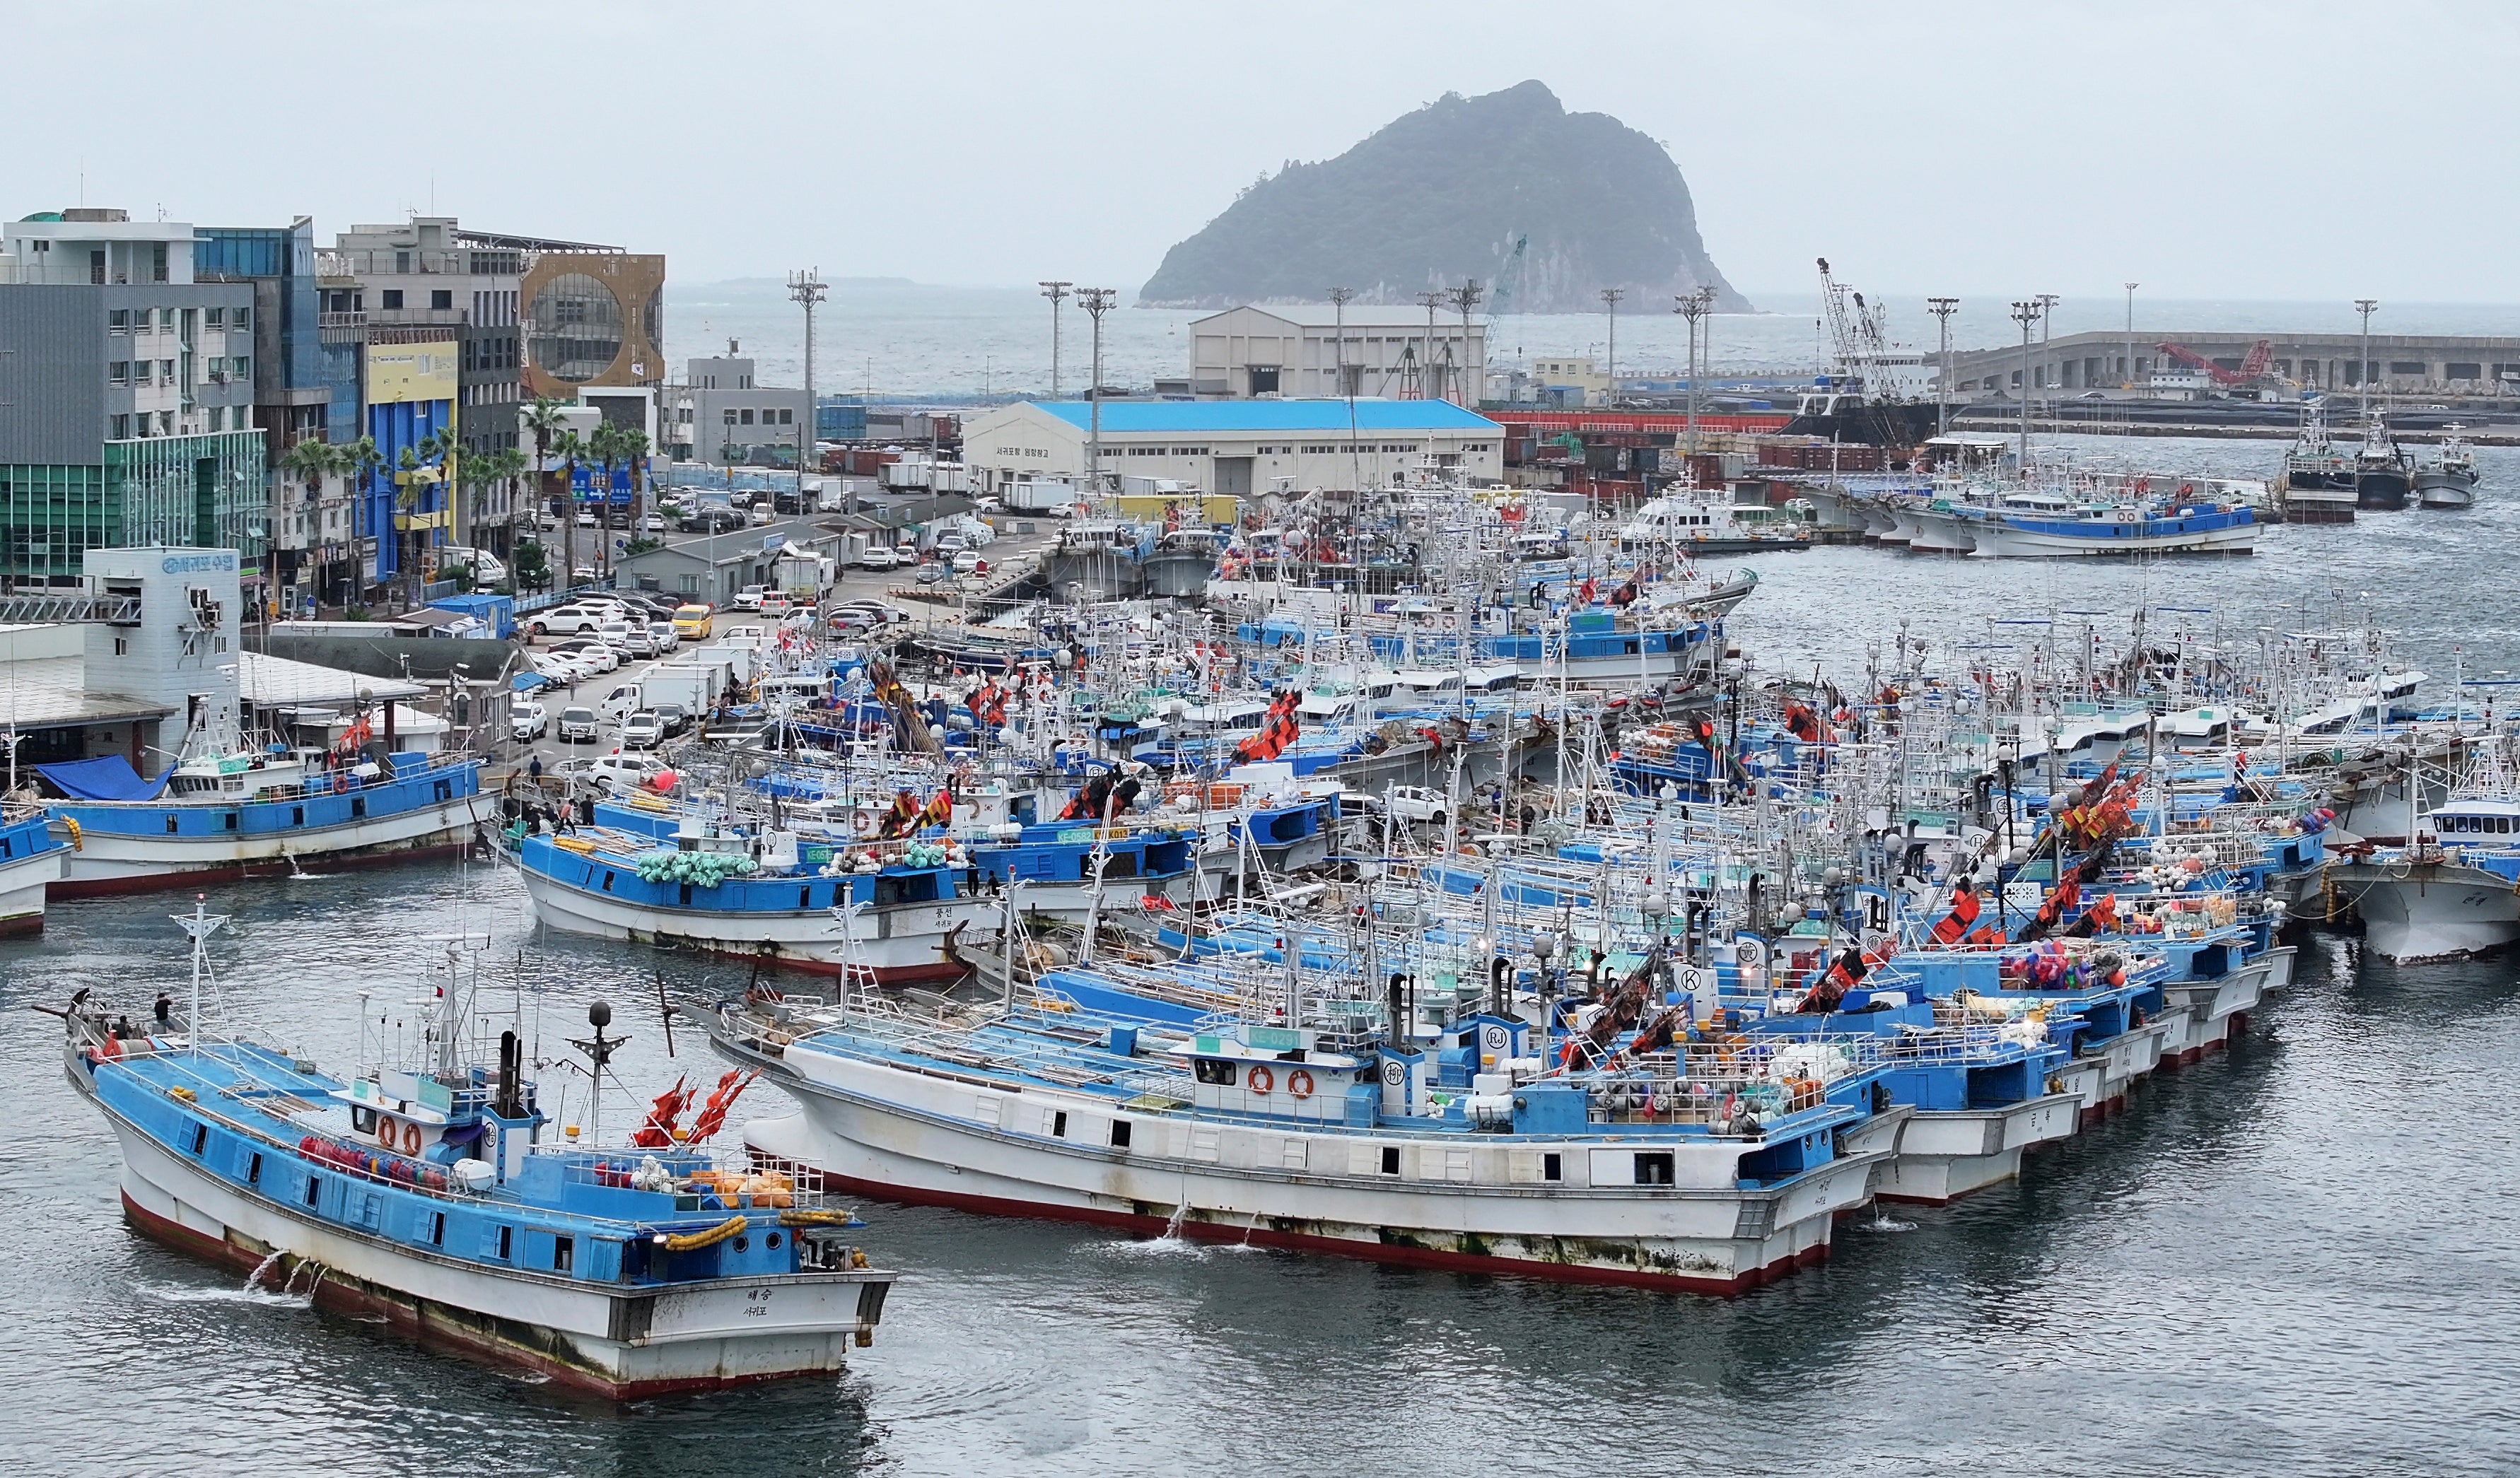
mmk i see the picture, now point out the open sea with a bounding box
[6,435,2518,1475]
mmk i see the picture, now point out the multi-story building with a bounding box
[0,209,267,588]
[660,348,811,466]
[520,246,666,401]
[1182,304,1486,401]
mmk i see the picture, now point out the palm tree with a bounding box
[346,436,384,608]
[276,440,335,611]
[522,395,569,558]
[589,421,625,577]
[490,446,530,553]
[612,426,653,535]
[552,427,588,586]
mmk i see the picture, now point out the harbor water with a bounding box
[8,440,2519,1475]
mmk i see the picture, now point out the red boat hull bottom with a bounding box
[119,1191,838,1402]
[790,1166,1826,1296]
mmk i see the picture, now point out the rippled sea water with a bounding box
[6,440,2518,1475]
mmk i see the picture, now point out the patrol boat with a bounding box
[63,906,896,1398]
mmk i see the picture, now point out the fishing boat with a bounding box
[0,802,69,933]
[1947,488,2258,558]
[2354,411,2413,510]
[61,907,897,1397]
[42,747,483,896]
[2328,794,2520,961]
[2282,398,2358,523]
[2414,428,2480,509]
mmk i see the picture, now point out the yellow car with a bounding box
[672,603,714,639]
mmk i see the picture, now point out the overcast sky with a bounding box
[10,1,2514,304]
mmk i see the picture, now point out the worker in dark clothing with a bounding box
[153,993,173,1026]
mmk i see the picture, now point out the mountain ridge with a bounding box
[1138,81,1746,315]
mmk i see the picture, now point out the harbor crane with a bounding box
[2154,338,2273,387]
[1814,257,1924,397]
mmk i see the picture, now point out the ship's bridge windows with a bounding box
[1633,1151,1674,1186]
[1191,1057,1239,1087]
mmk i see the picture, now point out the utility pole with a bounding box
[1599,288,1624,406]
[1078,288,1114,492]
[1039,281,1071,397]
[1446,278,1484,406]
[2036,293,2060,415]
[787,267,824,508]
[1416,291,1446,401]
[1927,297,1960,435]
[2355,298,2379,418]
[1329,286,1360,491]
[2123,282,2138,389]
[1675,290,1711,456]
[2009,299,2043,470]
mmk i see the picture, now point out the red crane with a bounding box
[2154,338,2272,387]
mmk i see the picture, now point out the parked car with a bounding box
[672,603,714,640]
[641,514,667,532]
[733,585,766,611]
[857,546,904,571]
[681,510,745,534]
[556,705,601,743]
[511,701,548,741]
[824,607,881,636]
[550,640,619,674]
[646,621,681,653]
[593,620,638,652]
[916,563,948,587]
[621,624,660,658]
[757,591,792,616]
[597,681,646,724]
[1384,785,1447,823]
[952,551,984,575]
[576,510,598,527]
[532,652,594,684]
[619,710,667,751]
[525,599,623,637]
[571,564,599,584]
[651,702,693,737]
[587,752,675,795]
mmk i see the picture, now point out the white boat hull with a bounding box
[54,800,474,896]
[0,842,65,933]
[733,1043,1888,1294]
[1964,519,2258,558]
[2333,860,2520,962]
[520,867,992,984]
[100,1098,885,1397]
[1874,1093,2084,1205]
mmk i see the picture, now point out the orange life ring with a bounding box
[403,1120,422,1156]
[332,773,349,794]
[1247,1064,1275,1095]
[1286,1069,1314,1100]
[378,1114,397,1149]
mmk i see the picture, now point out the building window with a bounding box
[158,308,175,331]
[235,306,250,332]
[151,242,167,282]
[109,361,129,385]
[2448,363,2482,380]
[777,409,792,424]
[740,409,754,425]
[160,359,175,382]
[109,308,131,331]
[206,407,223,432]
[2391,361,2427,376]
[380,289,404,310]
[206,307,224,329]
[159,411,175,435]
[432,289,453,311]
[111,414,130,439]
[233,356,249,381]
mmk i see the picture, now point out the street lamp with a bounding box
[1599,288,1624,405]
[2355,298,2379,418]
[1927,298,1959,434]
[2009,300,2045,469]
[2123,282,2138,389]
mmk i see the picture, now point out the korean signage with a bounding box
[364,341,458,404]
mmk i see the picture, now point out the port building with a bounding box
[959,399,1504,498]
[1174,305,1485,401]
[1944,329,2520,401]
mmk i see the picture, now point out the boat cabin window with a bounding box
[1543,1152,1562,1183]
[553,1235,574,1273]
[1051,1111,1069,1139]
[188,1123,208,1155]
[246,1152,263,1185]
[1109,1119,1132,1149]
[303,1174,322,1207]
[1633,1151,1674,1186]
[428,1211,445,1246]
[1191,1057,1239,1086]
[1380,1146,1401,1175]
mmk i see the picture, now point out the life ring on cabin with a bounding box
[403,1120,422,1156]
[62,816,81,851]
[853,809,876,837]
[332,773,349,794]
[1286,1069,1314,1100]
[1247,1064,1275,1095]
[378,1114,397,1149]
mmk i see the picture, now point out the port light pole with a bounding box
[1416,291,1446,401]
[1329,286,1360,491]
[1447,279,1484,406]
[1927,297,1959,435]
[2009,299,2043,471]
[1078,288,1114,493]
[2355,298,2379,418]
[788,268,824,508]
[2036,293,2059,416]
[2123,283,2137,389]
[1675,289,1711,456]
[1039,281,1071,398]
[1599,288,1623,406]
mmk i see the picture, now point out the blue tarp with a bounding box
[37,755,170,802]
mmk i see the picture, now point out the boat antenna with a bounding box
[568,999,625,1147]
[173,893,228,1052]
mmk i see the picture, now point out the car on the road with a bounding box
[620,624,661,658]
[525,599,623,637]
[646,621,680,653]
[952,551,984,575]
[651,702,692,737]
[571,564,599,585]
[681,509,745,534]
[824,606,882,636]
[757,591,791,617]
[549,640,619,674]
[511,701,548,741]
[672,603,714,640]
[587,752,675,794]
[1384,785,1447,823]
[641,513,667,533]
[576,510,598,527]
[856,546,904,571]
[619,710,667,750]
[556,705,601,743]
[733,585,766,612]
[916,562,949,586]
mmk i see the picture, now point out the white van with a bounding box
[436,545,509,585]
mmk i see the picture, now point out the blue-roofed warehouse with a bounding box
[959,398,1503,498]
